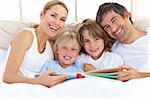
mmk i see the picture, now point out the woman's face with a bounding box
[40,4,68,40]
[56,39,80,68]
[82,30,104,60]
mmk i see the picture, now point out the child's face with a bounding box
[56,39,80,68]
[82,30,104,60]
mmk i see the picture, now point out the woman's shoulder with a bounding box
[15,28,34,38]
[18,28,34,35]
[11,28,35,50]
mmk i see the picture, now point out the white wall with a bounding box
[0,0,149,23]
[21,0,47,23]
[0,0,20,21]
[76,0,131,22]
[131,0,150,21]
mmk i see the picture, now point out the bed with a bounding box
[0,20,150,99]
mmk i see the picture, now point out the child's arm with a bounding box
[84,63,96,72]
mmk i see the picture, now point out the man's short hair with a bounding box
[96,2,132,25]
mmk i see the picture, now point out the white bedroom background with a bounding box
[131,0,150,21]
[75,0,131,23]
[0,0,149,23]
[0,0,21,21]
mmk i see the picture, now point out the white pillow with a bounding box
[0,49,7,82]
[134,18,150,32]
[0,21,32,50]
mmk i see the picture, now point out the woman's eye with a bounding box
[51,14,56,18]
[60,18,66,22]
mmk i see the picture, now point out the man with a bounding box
[96,2,150,81]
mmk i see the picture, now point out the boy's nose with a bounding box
[66,49,72,54]
[90,41,96,47]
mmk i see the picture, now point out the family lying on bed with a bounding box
[3,0,150,87]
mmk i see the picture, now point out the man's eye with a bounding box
[104,26,109,31]
[112,18,116,23]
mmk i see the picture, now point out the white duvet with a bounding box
[0,77,150,99]
[1,49,150,99]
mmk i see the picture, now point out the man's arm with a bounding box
[117,65,150,82]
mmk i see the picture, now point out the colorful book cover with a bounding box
[85,68,120,79]
[86,72,118,79]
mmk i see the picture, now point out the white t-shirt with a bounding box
[76,51,124,70]
[112,28,150,72]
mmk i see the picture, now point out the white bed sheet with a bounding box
[0,77,150,99]
[0,49,7,82]
[51,77,150,99]
[1,49,150,99]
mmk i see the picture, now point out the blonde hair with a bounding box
[33,0,68,28]
[54,31,81,59]
[43,0,68,14]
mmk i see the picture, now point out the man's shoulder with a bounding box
[112,41,121,50]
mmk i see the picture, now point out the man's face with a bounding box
[100,11,130,43]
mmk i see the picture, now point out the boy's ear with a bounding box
[54,46,59,59]
[55,49,58,54]
[55,46,59,54]
[123,11,130,19]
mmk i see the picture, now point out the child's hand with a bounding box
[84,63,96,72]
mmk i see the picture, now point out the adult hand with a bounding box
[35,70,68,87]
[117,65,143,82]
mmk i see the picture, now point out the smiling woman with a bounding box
[2,0,69,87]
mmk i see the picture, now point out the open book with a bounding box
[35,68,121,79]
[85,68,121,79]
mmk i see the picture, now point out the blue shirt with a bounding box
[39,59,84,74]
